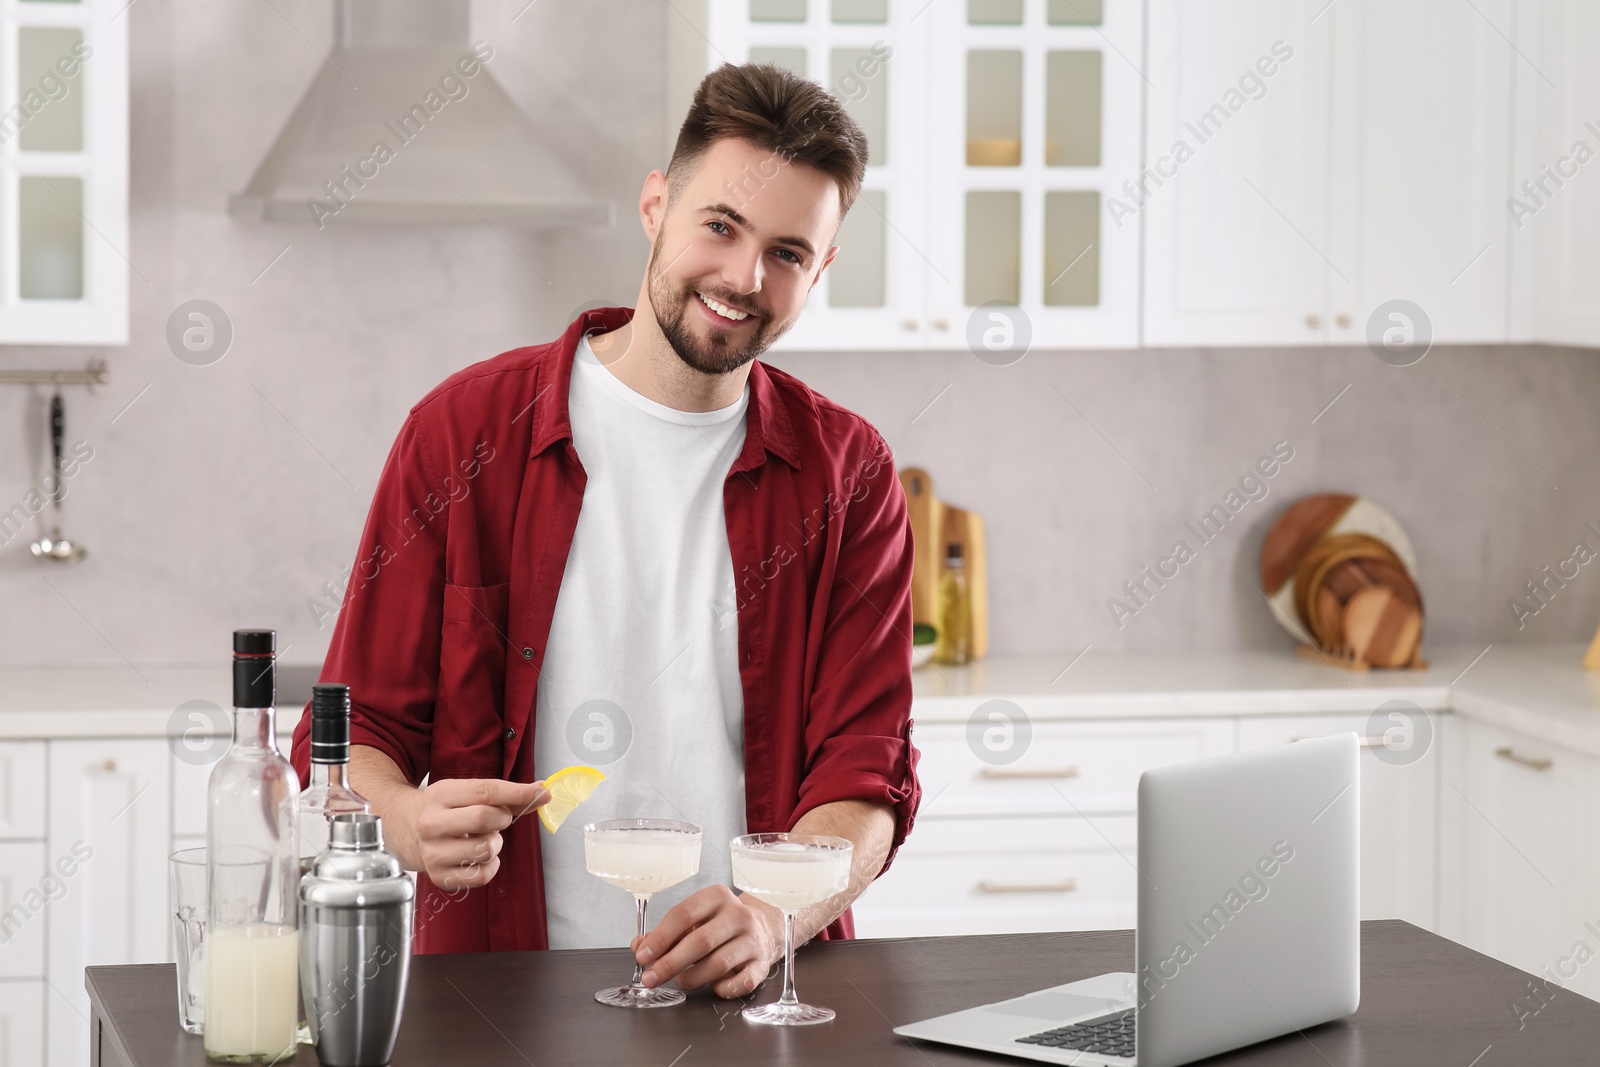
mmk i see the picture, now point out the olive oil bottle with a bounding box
[933,542,971,665]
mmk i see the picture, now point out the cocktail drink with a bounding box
[584,819,703,1007]
[730,832,853,1025]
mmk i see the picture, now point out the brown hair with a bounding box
[666,62,870,224]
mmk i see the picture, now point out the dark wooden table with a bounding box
[87,920,1600,1065]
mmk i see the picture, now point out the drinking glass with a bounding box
[584,819,703,1007]
[730,832,853,1025]
[170,848,208,1035]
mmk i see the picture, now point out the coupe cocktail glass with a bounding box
[584,818,703,1007]
[730,832,852,1025]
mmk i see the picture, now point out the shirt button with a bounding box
[504,727,516,741]
[521,647,535,660]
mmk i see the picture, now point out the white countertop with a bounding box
[4,644,1600,756]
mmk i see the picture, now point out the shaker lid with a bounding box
[331,812,382,850]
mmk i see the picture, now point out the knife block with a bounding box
[900,467,988,660]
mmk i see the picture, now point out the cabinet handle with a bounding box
[901,319,919,331]
[979,878,1078,894]
[931,319,950,331]
[102,758,117,772]
[1336,313,1351,328]
[1306,314,1322,329]
[1495,746,1552,772]
[1292,736,1388,747]
[979,766,1080,780]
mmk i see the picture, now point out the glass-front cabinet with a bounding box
[0,0,127,344]
[670,0,1141,350]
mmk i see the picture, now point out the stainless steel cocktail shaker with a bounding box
[299,812,414,1067]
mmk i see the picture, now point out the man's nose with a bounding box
[722,246,764,300]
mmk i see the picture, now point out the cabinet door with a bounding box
[0,981,44,1066]
[1236,713,1439,931]
[0,0,128,344]
[702,0,931,351]
[922,0,1143,350]
[45,740,171,1067]
[1521,0,1600,346]
[1327,0,1512,346]
[1143,0,1332,346]
[1452,721,1598,1003]
[0,742,46,839]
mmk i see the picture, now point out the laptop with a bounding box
[893,732,1360,1067]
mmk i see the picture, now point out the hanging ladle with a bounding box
[30,388,87,562]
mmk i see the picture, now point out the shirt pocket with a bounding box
[435,581,511,779]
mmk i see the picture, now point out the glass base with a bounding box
[595,983,686,1008]
[743,1000,835,1026]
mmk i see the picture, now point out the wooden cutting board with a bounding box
[900,467,988,659]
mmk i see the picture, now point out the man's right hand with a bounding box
[349,748,549,892]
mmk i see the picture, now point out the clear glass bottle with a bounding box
[933,542,971,665]
[205,629,301,1064]
[298,682,371,875]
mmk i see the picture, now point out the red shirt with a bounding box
[289,306,922,953]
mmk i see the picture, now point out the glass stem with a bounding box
[777,910,798,1007]
[631,895,649,988]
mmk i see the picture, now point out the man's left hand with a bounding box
[632,885,783,998]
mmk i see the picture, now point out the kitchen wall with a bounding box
[1,0,1597,668]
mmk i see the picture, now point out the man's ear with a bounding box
[641,170,669,243]
[809,246,840,293]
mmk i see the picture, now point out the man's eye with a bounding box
[775,249,800,265]
[708,220,731,236]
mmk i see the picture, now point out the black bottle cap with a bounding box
[232,628,275,709]
[945,542,963,560]
[310,683,351,764]
[233,629,275,656]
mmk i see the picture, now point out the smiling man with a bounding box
[290,62,922,1000]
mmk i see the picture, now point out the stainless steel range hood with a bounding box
[228,0,612,228]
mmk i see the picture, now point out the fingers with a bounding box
[711,958,770,1000]
[431,777,550,816]
[640,888,748,989]
[418,802,513,839]
[423,829,504,889]
[676,936,761,994]
[637,885,732,967]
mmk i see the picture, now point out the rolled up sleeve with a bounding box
[290,410,447,788]
[792,430,921,876]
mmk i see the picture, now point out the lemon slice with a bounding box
[537,765,606,833]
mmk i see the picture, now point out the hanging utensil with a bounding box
[30,389,87,563]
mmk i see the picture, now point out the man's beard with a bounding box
[648,239,781,376]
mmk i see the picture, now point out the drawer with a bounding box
[0,742,46,839]
[853,816,1138,937]
[912,717,1234,816]
[0,842,48,977]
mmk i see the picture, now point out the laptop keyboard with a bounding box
[1016,1007,1136,1059]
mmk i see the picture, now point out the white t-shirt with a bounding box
[533,333,751,949]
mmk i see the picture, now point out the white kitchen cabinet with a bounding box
[1144,0,1512,347]
[854,814,1138,937]
[911,715,1234,817]
[0,842,49,979]
[0,742,47,840]
[1445,719,1600,1003]
[1327,0,1512,346]
[0,0,128,344]
[0,980,45,1066]
[855,714,1232,937]
[1143,0,1330,346]
[1512,0,1600,347]
[45,740,171,1067]
[1235,713,1439,931]
[670,0,1143,350]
